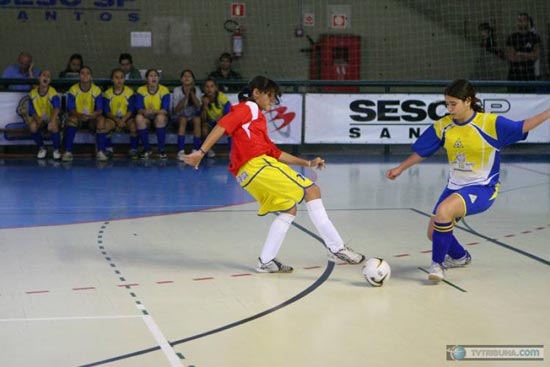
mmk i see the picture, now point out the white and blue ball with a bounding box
[362,258,391,287]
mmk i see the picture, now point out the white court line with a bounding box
[0,315,142,322]
[139,305,184,367]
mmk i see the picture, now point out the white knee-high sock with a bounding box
[306,199,344,252]
[259,213,295,263]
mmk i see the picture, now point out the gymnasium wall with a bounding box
[0,0,549,81]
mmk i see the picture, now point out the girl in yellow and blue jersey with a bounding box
[135,69,170,160]
[103,68,137,159]
[63,65,105,162]
[28,70,62,160]
[200,78,231,157]
[386,79,550,282]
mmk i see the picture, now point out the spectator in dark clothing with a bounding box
[505,13,540,91]
[208,52,242,93]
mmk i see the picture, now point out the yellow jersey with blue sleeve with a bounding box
[413,112,527,190]
[204,91,231,123]
[67,83,103,114]
[103,86,135,118]
[135,85,170,112]
[28,86,61,120]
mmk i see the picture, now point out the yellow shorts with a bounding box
[237,155,314,216]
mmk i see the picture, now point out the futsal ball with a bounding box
[362,258,391,287]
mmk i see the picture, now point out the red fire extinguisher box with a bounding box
[309,34,361,92]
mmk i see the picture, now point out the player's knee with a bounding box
[305,184,321,201]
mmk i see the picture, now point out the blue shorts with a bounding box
[432,184,499,219]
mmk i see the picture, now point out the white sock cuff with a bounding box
[306,198,324,212]
[277,213,295,224]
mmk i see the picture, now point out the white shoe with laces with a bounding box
[329,245,366,264]
[428,262,445,281]
[62,152,73,162]
[255,258,293,273]
[37,147,47,159]
[177,150,185,161]
[96,151,108,161]
[53,150,61,160]
[443,251,472,268]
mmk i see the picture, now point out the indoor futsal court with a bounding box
[0,154,548,367]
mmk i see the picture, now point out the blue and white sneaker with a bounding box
[443,250,472,268]
[255,258,293,273]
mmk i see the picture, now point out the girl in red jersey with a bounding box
[184,76,365,273]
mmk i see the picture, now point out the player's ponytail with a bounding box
[248,76,281,105]
[444,79,484,113]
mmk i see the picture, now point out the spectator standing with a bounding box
[505,12,540,91]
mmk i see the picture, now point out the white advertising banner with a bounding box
[305,93,550,144]
[227,93,303,145]
[0,93,303,145]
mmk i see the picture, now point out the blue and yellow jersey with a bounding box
[135,85,170,112]
[204,92,231,122]
[67,83,103,114]
[103,86,135,118]
[413,112,527,189]
[28,86,61,119]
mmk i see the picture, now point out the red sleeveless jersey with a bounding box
[218,101,282,176]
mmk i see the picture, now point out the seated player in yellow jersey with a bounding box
[103,68,138,159]
[135,69,170,160]
[200,78,231,158]
[62,66,106,162]
[27,70,62,160]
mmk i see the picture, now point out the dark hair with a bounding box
[180,69,196,80]
[110,67,125,79]
[518,12,534,28]
[478,22,493,33]
[80,65,92,74]
[145,69,159,79]
[204,77,221,108]
[64,53,83,72]
[238,87,250,102]
[247,75,281,105]
[119,53,133,64]
[219,52,232,62]
[444,79,483,112]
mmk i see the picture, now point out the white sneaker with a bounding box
[206,149,216,158]
[177,150,185,161]
[443,251,472,268]
[255,258,293,273]
[329,245,366,264]
[96,151,108,161]
[428,262,445,281]
[52,150,61,160]
[62,152,73,162]
[37,147,47,159]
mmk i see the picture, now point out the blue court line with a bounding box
[79,218,335,367]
